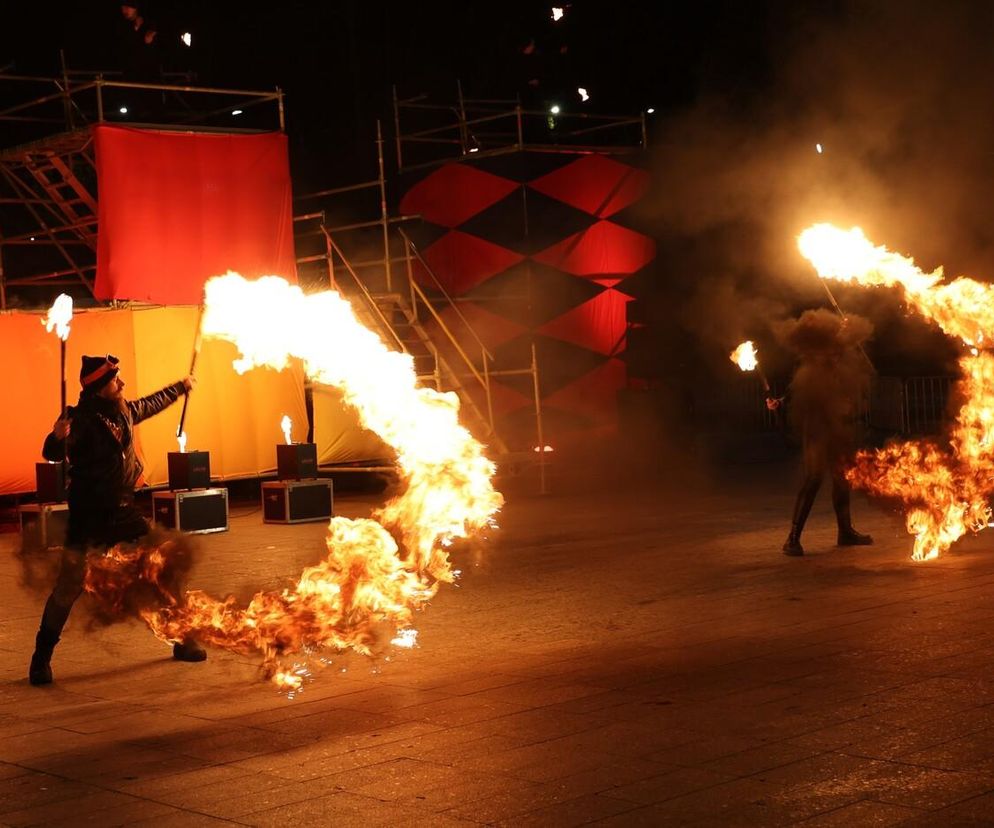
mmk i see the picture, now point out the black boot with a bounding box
[28,628,59,686]
[173,639,207,662]
[783,525,804,557]
[832,475,873,546]
[838,527,873,546]
[784,475,820,557]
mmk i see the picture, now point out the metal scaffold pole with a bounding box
[376,120,392,292]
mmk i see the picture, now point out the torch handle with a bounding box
[177,393,190,438]
[177,302,205,438]
[59,340,66,417]
[757,368,771,394]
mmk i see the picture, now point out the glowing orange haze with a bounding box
[798,224,994,561]
[86,274,503,691]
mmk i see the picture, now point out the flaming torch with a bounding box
[730,340,781,410]
[84,273,503,692]
[42,293,73,415]
[798,223,994,560]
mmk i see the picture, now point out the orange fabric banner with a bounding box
[94,125,297,304]
[0,307,307,494]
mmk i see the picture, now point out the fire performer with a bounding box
[779,309,875,556]
[29,355,206,686]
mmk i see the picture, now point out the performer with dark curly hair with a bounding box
[779,310,875,557]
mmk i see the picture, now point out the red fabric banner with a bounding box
[95,125,296,304]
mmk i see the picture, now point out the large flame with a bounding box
[730,340,759,372]
[798,223,994,560]
[86,274,502,689]
[42,293,73,341]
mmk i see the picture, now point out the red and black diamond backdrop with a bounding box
[399,152,654,449]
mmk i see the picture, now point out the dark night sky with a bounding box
[0,1,781,186]
[8,2,994,376]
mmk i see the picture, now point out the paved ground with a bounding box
[4,460,994,826]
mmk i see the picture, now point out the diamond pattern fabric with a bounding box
[529,154,650,218]
[399,163,518,228]
[399,151,655,444]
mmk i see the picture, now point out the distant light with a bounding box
[231,109,243,116]
[119,106,128,114]
[468,147,479,153]
[551,7,564,21]
[816,142,823,154]
[29,236,35,241]
[550,104,561,115]
[577,87,589,102]
[181,32,192,47]
[646,107,655,114]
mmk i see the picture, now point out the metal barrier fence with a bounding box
[899,376,953,435]
[696,375,955,437]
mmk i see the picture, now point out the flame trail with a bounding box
[798,223,994,560]
[86,274,502,689]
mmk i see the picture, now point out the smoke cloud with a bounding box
[649,2,994,372]
[775,308,873,444]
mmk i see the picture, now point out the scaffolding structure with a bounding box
[0,73,648,489]
[0,72,283,308]
[392,80,647,171]
[293,123,548,485]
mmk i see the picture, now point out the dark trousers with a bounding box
[35,500,149,652]
[789,439,855,538]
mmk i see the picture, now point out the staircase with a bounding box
[23,153,98,242]
[321,224,506,452]
[0,132,99,295]
[367,291,506,453]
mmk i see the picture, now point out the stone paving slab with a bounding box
[3,465,994,824]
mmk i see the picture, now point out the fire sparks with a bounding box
[42,293,73,341]
[280,415,292,445]
[93,274,502,689]
[798,223,994,560]
[730,340,759,372]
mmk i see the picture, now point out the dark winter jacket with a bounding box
[43,382,187,510]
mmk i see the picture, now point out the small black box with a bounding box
[262,479,333,524]
[35,461,67,503]
[277,443,318,480]
[167,451,211,490]
[19,502,69,549]
[153,488,228,534]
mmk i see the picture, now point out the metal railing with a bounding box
[397,227,496,425]
[0,72,284,150]
[392,82,647,171]
[702,374,956,438]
